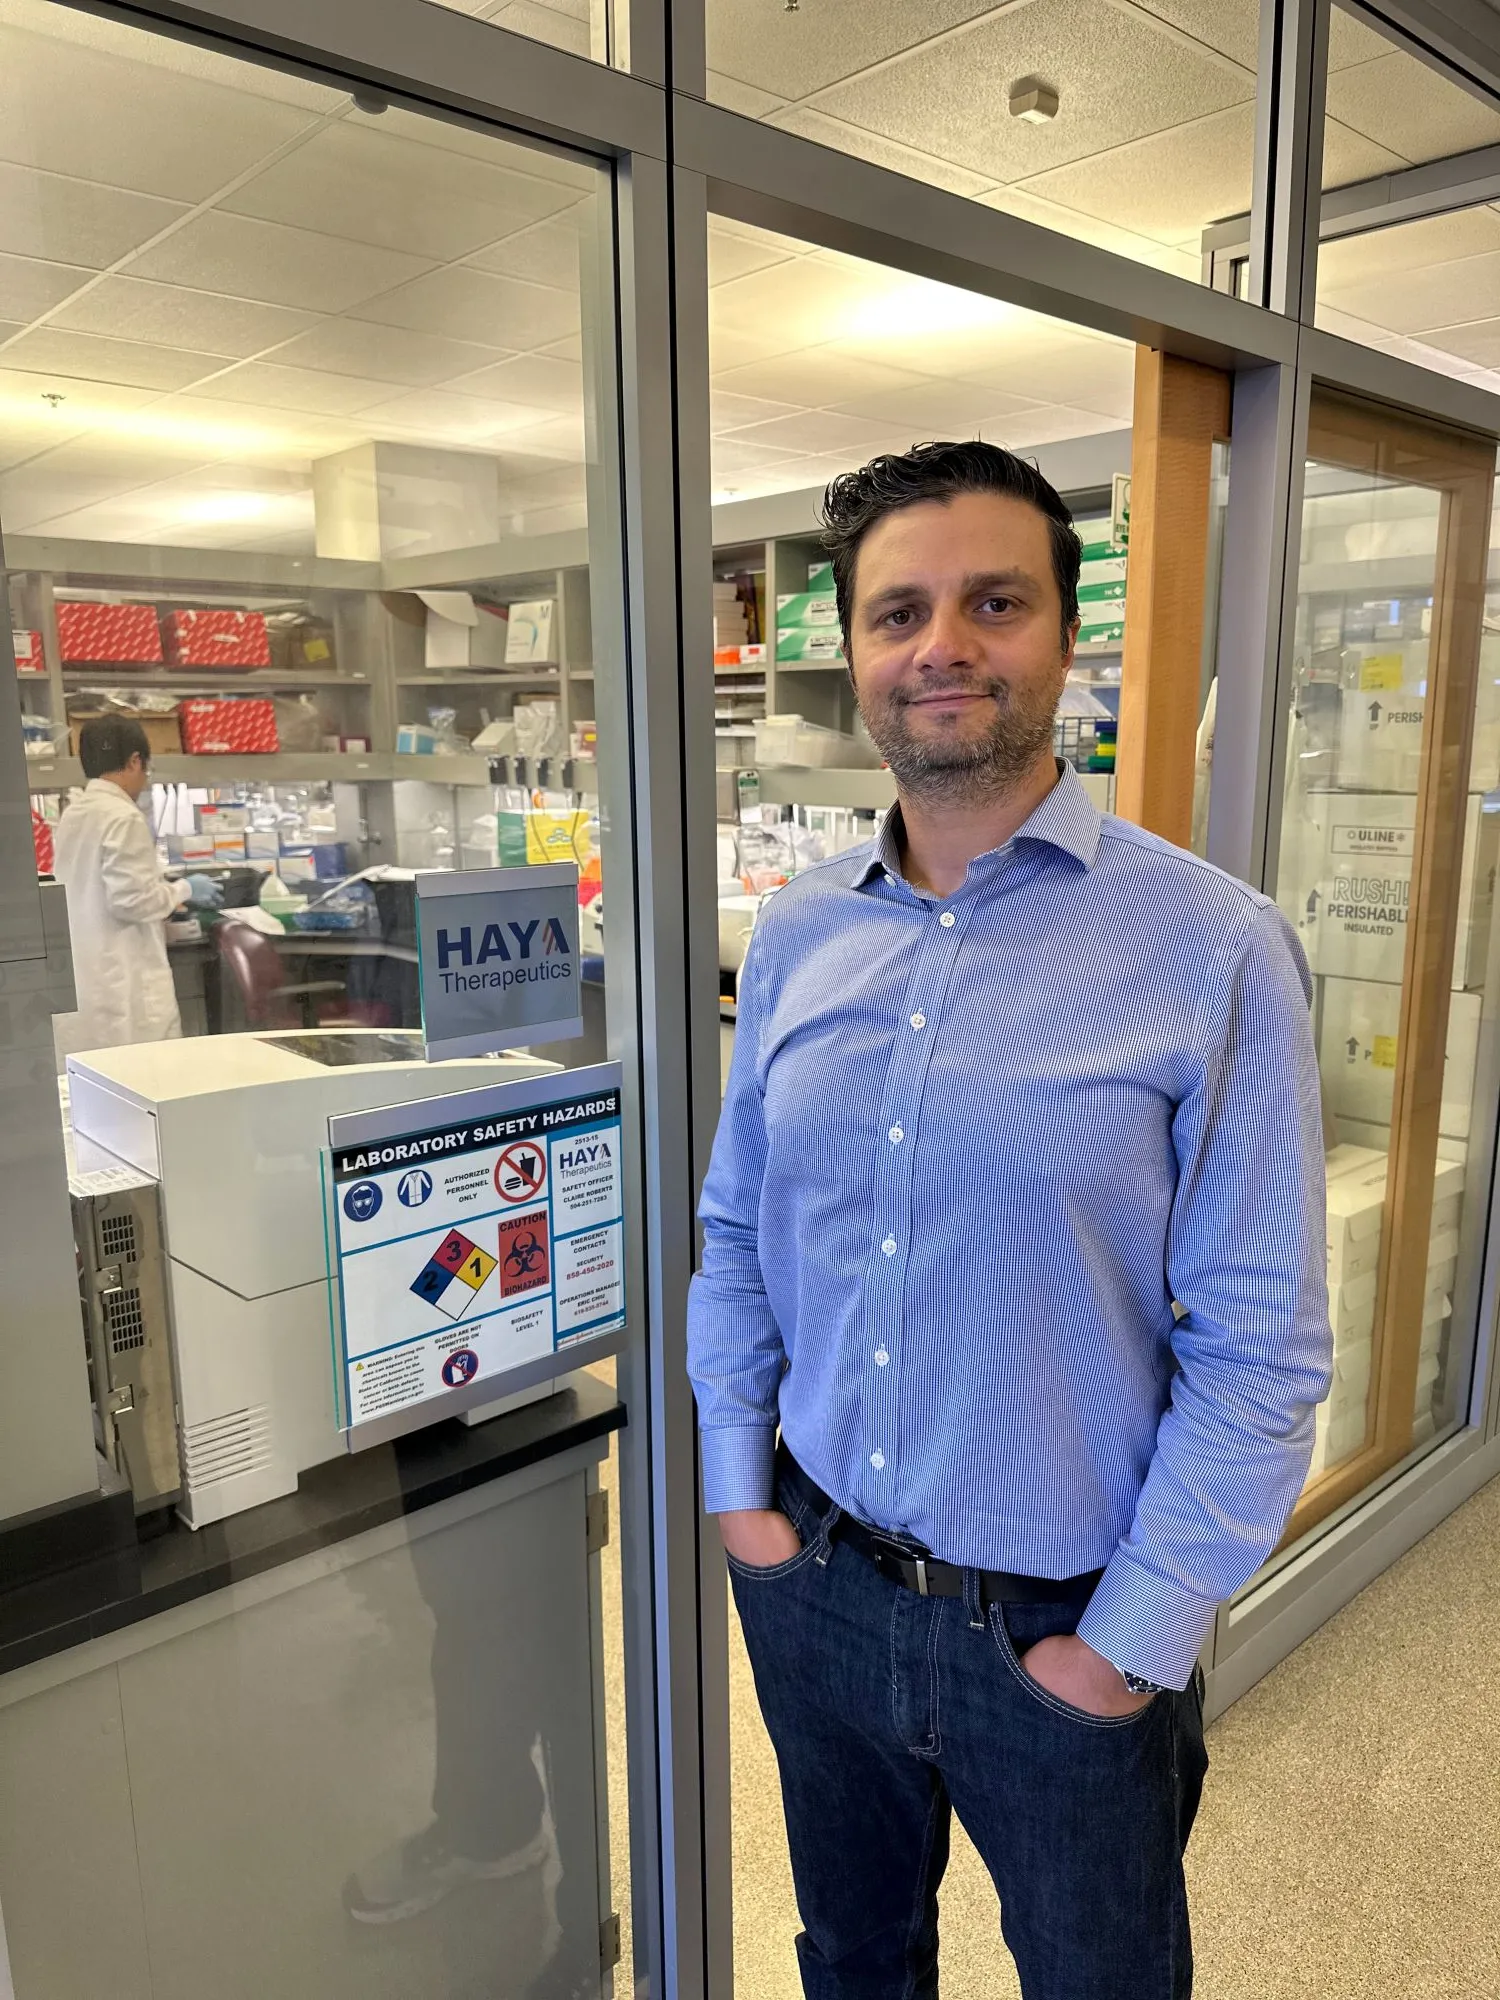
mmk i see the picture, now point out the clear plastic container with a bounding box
[752,714,880,768]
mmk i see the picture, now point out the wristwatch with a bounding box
[1121,1670,1170,1696]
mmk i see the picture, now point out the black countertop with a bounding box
[0,1378,624,1679]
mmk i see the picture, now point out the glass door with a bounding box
[1272,390,1498,1546]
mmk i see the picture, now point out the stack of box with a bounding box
[178,698,278,754]
[776,583,841,665]
[1075,530,1127,647]
[56,601,162,666]
[714,581,749,653]
[12,629,44,673]
[1309,1145,1464,1479]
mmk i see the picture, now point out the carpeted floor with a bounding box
[724,1468,1500,2000]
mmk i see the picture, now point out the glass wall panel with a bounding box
[705,0,1260,285]
[1316,7,1500,373]
[705,213,1135,1996]
[0,8,641,1999]
[1271,390,1498,1549]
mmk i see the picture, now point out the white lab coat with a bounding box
[53,778,189,1063]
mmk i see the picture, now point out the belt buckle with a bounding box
[871,1532,931,1597]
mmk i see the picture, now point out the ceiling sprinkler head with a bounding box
[41,391,66,408]
[352,88,389,114]
[784,0,799,10]
[1008,77,1060,123]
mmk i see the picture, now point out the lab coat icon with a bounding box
[398,1168,434,1208]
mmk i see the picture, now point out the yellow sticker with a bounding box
[455,1245,497,1293]
[1372,1035,1398,1070]
[1360,654,1403,690]
[303,637,332,662]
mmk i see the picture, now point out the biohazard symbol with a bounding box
[504,1229,546,1279]
[498,1209,551,1299]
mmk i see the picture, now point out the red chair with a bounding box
[213,921,353,1030]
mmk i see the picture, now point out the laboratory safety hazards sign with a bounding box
[326,1063,625,1436]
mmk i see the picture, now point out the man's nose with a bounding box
[914,603,971,672]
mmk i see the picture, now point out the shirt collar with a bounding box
[853,761,1102,888]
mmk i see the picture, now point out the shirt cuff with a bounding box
[1074,1550,1219,1692]
[700,1425,777,1515]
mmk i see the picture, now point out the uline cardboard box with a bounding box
[1318,976,1482,1140]
[1284,791,1498,988]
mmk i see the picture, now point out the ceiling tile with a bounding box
[125,212,436,314]
[710,255,892,353]
[1002,405,1130,449]
[1387,316,1500,370]
[199,359,413,415]
[705,69,786,118]
[725,408,905,455]
[712,348,928,406]
[810,0,1252,186]
[0,26,324,201]
[711,436,809,476]
[827,315,1134,411]
[1326,50,1500,165]
[353,265,580,349]
[1319,209,1500,292]
[344,104,590,192]
[466,209,589,291]
[443,351,583,413]
[0,161,186,269]
[1320,116,1409,191]
[541,331,585,363]
[224,123,583,261]
[485,0,592,58]
[981,185,1200,276]
[707,224,800,287]
[1,327,222,391]
[358,386,560,444]
[711,388,806,431]
[0,373,159,471]
[52,277,316,359]
[828,379,1045,432]
[496,411,586,460]
[148,392,363,462]
[705,0,997,104]
[1328,7,1392,70]
[765,105,1001,198]
[1129,0,1258,69]
[0,251,89,323]
[1320,248,1500,337]
[259,318,510,386]
[0,0,346,110]
[1016,103,1256,241]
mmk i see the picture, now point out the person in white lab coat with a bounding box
[52,718,215,1063]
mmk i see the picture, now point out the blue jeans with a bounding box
[729,1459,1208,2000]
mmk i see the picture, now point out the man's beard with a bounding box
[855,671,1062,805]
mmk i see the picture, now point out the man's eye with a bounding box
[980,596,1016,615]
[883,607,914,628]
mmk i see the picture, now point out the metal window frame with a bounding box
[12,0,1500,1986]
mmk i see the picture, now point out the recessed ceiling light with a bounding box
[1009,78,1060,123]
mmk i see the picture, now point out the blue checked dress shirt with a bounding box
[687,764,1332,1689]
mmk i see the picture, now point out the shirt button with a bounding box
[909,1012,926,1030]
[874,1348,890,1366]
[870,1450,886,1470]
[881,1236,897,1255]
[939,911,956,927]
[889,1125,903,1144]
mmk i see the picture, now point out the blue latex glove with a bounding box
[184,873,224,908]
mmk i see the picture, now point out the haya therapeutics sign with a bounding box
[415,862,583,1058]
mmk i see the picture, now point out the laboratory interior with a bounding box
[5,0,1500,1994]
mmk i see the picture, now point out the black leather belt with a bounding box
[780,1450,1103,1612]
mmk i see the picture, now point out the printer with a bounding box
[66,1030,558,1528]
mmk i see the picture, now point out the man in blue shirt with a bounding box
[687,440,1330,1999]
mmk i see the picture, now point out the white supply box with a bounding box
[505,598,557,666]
[1318,977,1482,1141]
[66,1031,558,1528]
[1281,790,1498,988]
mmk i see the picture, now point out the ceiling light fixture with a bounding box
[1008,78,1059,123]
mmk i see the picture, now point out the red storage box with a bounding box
[179,698,279,754]
[56,601,163,666]
[12,629,44,673]
[161,607,271,669]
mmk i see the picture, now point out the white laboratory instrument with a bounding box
[66,1030,559,1528]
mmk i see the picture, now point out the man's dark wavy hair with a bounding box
[820,439,1082,653]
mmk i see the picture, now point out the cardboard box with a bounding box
[68,708,181,757]
[775,591,839,629]
[278,845,315,884]
[56,601,163,666]
[161,607,271,669]
[211,831,247,861]
[178,698,278,754]
[246,829,280,860]
[12,629,44,673]
[504,599,556,666]
[806,560,834,593]
[1284,791,1497,988]
[166,833,214,865]
[1319,977,1481,1140]
[395,723,440,754]
[777,627,844,665]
